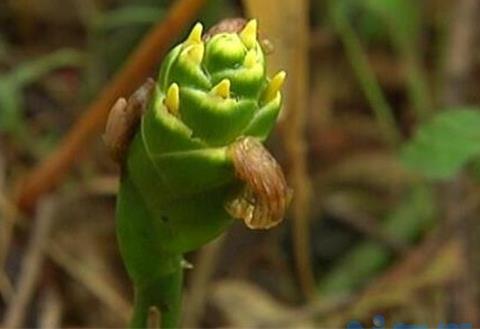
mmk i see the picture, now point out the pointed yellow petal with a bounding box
[211,79,230,98]
[182,44,204,65]
[244,49,256,68]
[165,83,179,114]
[239,19,257,49]
[184,22,203,46]
[263,71,286,103]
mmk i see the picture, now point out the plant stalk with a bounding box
[130,262,183,328]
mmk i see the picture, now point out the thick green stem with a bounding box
[130,261,183,328]
[117,174,184,328]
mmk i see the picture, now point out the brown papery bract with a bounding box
[203,18,247,40]
[227,137,291,230]
[103,79,155,163]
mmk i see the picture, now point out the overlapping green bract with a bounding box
[117,20,285,285]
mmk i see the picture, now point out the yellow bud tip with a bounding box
[244,49,256,68]
[183,43,204,65]
[165,83,179,114]
[185,22,203,46]
[240,19,257,49]
[211,79,231,98]
[264,71,286,102]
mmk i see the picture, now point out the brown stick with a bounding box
[14,0,207,213]
[38,286,63,329]
[2,198,56,328]
[277,0,315,299]
[441,0,480,107]
[2,190,132,322]
[46,240,132,321]
[242,0,315,299]
[0,152,16,302]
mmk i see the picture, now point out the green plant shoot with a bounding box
[104,19,290,328]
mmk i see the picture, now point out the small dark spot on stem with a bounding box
[160,215,169,223]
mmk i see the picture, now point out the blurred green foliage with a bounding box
[330,0,421,50]
[329,0,431,124]
[319,184,435,294]
[0,49,83,136]
[401,108,480,180]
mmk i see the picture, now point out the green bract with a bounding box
[114,19,286,328]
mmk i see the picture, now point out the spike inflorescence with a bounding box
[157,19,286,143]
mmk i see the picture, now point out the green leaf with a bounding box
[401,108,480,180]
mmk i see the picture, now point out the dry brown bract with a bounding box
[103,79,155,162]
[203,18,247,40]
[227,137,292,230]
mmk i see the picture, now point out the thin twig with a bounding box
[283,0,316,299]
[0,151,16,302]
[0,190,17,267]
[2,197,56,328]
[441,0,480,107]
[0,274,13,303]
[282,0,316,298]
[38,285,63,329]
[0,186,19,301]
[1,192,131,322]
[282,0,315,298]
[282,0,316,299]
[183,235,225,328]
[47,240,131,321]
[14,0,207,213]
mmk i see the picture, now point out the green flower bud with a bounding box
[110,19,289,328]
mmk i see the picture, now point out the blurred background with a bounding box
[1,0,479,327]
